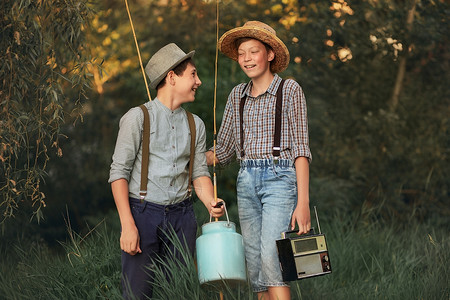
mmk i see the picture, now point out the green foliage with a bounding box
[0,0,96,222]
[284,0,449,222]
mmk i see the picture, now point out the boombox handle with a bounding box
[314,206,322,234]
[281,206,322,238]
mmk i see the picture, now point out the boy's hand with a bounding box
[291,204,311,235]
[120,224,142,255]
[205,151,219,166]
[210,199,225,218]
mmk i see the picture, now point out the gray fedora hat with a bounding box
[145,43,195,89]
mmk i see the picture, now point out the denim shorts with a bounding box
[237,159,297,292]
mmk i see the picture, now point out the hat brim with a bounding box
[149,50,195,89]
[218,26,290,73]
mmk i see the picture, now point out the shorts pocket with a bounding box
[271,165,297,186]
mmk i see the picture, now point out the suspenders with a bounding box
[138,105,196,201]
[239,79,286,161]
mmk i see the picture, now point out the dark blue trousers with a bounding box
[121,198,197,299]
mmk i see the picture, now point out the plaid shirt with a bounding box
[215,74,312,164]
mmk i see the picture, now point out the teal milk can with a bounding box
[196,203,247,285]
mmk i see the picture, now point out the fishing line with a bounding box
[124,0,152,102]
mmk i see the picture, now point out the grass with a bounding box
[0,212,448,300]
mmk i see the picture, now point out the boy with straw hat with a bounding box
[207,21,312,300]
[109,43,224,299]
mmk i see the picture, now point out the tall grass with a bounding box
[0,220,122,299]
[0,214,448,299]
[293,218,449,299]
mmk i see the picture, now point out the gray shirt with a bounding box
[108,98,210,205]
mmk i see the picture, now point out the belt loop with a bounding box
[137,200,147,213]
[273,157,279,165]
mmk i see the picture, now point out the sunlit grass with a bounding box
[0,214,448,299]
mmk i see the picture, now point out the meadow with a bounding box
[1,204,448,300]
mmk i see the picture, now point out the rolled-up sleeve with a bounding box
[287,82,312,163]
[108,108,143,183]
[214,86,242,164]
[192,115,211,180]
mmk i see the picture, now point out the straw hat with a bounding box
[145,43,195,89]
[218,21,290,73]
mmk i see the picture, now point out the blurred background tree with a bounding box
[0,0,96,223]
[0,0,448,244]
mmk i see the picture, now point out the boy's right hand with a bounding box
[205,150,219,166]
[120,224,142,255]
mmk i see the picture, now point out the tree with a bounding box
[0,0,96,222]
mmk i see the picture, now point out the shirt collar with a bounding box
[243,74,282,98]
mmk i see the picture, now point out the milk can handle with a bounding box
[209,201,230,225]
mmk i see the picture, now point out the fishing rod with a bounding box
[213,0,220,222]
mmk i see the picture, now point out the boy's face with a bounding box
[237,39,274,79]
[173,63,202,103]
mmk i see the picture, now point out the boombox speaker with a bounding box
[276,207,332,281]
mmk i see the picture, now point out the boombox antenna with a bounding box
[314,206,321,234]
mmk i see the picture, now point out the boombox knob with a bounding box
[322,255,329,262]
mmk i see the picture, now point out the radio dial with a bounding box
[322,255,329,262]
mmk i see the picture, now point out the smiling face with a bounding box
[172,62,202,103]
[237,39,274,80]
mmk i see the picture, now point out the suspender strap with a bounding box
[139,104,150,201]
[138,105,196,201]
[273,79,285,159]
[186,111,196,197]
[239,79,285,160]
[239,84,248,158]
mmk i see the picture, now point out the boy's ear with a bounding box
[167,70,176,85]
[268,49,275,62]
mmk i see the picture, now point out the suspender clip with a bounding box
[139,191,147,203]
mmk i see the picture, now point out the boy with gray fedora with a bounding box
[109,43,224,299]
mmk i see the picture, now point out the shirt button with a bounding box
[173,164,175,167]
[172,145,175,149]
[172,126,175,129]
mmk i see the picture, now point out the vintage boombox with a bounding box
[276,207,332,281]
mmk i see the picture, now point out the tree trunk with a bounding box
[389,0,417,112]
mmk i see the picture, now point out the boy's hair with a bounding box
[235,37,273,56]
[156,58,195,90]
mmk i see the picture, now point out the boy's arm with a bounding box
[111,178,142,255]
[206,91,238,166]
[193,176,225,218]
[290,156,311,234]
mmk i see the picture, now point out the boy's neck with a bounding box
[250,72,274,97]
[156,89,182,111]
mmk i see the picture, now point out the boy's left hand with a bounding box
[291,204,311,235]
